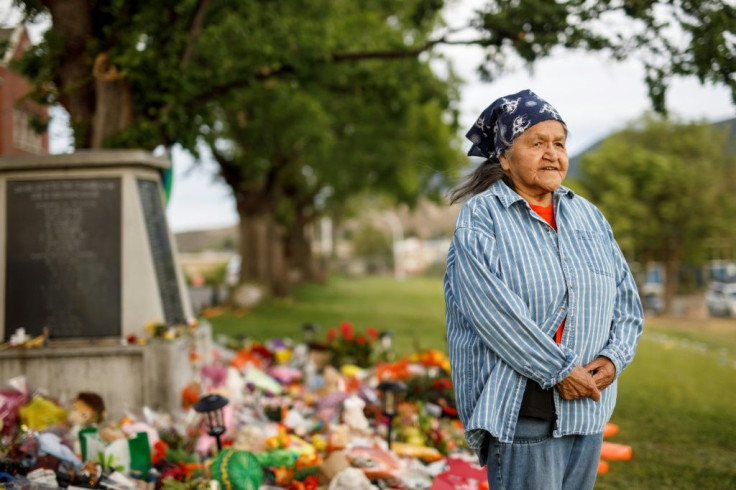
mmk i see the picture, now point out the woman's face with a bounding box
[499,120,568,204]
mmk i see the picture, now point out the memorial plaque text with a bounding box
[5,178,122,339]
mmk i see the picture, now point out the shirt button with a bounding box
[570,284,574,290]
[560,306,566,312]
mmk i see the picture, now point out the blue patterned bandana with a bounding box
[465,89,565,160]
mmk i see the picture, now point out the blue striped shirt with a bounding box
[444,180,643,454]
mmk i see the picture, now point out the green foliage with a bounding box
[204,0,465,228]
[12,0,735,151]
[474,1,736,111]
[352,223,393,262]
[202,262,228,286]
[576,115,735,267]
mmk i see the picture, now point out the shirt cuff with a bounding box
[537,345,579,389]
[597,346,624,379]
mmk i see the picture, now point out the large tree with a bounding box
[576,116,736,313]
[10,0,736,296]
[13,0,736,149]
[206,13,463,293]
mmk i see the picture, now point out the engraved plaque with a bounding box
[5,179,122,339]
[137,179,186,325]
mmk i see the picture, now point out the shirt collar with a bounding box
[487,180,576,209]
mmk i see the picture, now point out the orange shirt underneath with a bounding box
[530,203,566,344]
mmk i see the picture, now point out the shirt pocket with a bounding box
[574,229,615,278]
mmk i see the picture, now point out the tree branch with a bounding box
[181,36,487,113]
[330,36,488,62]
[183,65,295,109]
[181,0,210,68]
[159,0,211,135]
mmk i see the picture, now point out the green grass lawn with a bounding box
[208,276,736,489]
[207,275,448,353]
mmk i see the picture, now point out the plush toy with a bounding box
[68,393,105,428]
[209,449,263,490]
[67,392,105,455]
[19,396,67,431]
[342,396,370,436]
[328,467,377,490]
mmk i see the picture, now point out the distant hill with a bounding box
[568,117,736,179]
[175,226,238,253]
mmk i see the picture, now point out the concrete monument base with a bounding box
[0,322,211,419]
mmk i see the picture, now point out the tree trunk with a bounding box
[237,207,289,297]
[92,53,134,148]
[663,238,681,316]
[46,0,96,148]
[287,215,323,283]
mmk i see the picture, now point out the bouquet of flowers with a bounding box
[324,322,379,368]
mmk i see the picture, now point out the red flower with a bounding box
[251,344,274,360]
[151,440,169,464]
[366,327,379,339]
[326,328,337,342]
[432,378,453,390]
[340,322,354,337]
[339,322,355,341]
[356,335,367,345]
[443,406,458,417]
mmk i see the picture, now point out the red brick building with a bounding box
[0,25,48,156]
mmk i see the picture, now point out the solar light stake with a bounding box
[302,323,319,343]
[377,381,405,450]
[379,330,394,350]
[194,394,229,452]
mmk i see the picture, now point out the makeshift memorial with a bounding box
[0,329,636,489]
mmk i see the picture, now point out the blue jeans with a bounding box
[484,417,603,490]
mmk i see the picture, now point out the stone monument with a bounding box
[0,150,206,417]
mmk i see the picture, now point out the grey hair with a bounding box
[449,148,514,204]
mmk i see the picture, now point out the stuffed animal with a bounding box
[342,396,370,435]
[67,392,105,455]
[68,393,105,428]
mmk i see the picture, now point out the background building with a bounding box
[0,25,48,156]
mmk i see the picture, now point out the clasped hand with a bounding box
[556,356,616,401]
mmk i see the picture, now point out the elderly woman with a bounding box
[444,90,643,489]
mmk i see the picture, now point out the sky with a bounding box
[3,2,734,232]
